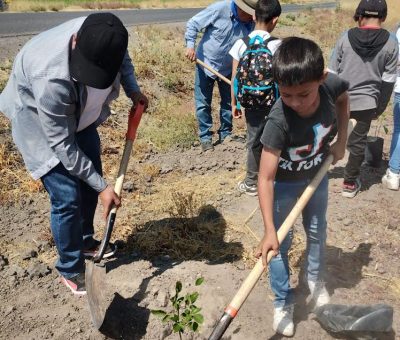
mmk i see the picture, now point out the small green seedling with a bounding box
[151,277,204,340]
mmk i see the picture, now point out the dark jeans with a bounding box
[41,124,101,278]
[344,110,375,183]
[194,65,232,142]
[244,108,268,187]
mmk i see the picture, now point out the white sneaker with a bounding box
[382,169,400,191]
[308,280,330,308]
[273,305,294,337]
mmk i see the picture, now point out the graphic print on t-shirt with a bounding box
[279,122,333,174]
[287,123,332,162]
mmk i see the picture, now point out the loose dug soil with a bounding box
[0,24,399,340]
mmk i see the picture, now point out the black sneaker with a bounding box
[201,140,214,152]
[60,272,86,296]
[237,180,258,196]
[83,240,117,259]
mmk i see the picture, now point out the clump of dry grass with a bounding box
[0,116,43,204]
[127,192,244,262]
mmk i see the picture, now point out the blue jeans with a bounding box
[194,65,232,142]
[389,93,400,174]
[269,175,328,307]
[41,125,101,278]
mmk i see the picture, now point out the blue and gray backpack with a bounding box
[234,35,279,111]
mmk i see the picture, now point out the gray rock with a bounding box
[22,249,38,260]
[7,265,27,279]
[160,165,173,174]
[123,181,135,192]
[156,291,170,307]
[343,218,352,226]
[0,255,8,270]
[27,262,51,278]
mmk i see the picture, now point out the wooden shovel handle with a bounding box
[196,59,232,85]
[208,119,356,339]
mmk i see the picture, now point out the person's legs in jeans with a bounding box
[41,125,102,278]
[344,111,373,183]
[389,93,400,174]
[216,76,232,141]
[75,125,102,250]
[269,180,304,307]
[302,175,328,283]
[194,65,215,143]
[244,110,267,187]
[42,165,85,278]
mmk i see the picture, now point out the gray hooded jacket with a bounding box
[0,17,140,192]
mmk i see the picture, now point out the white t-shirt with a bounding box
[77,85,112,132]
[229,30,281,61]
[394,27,400,94]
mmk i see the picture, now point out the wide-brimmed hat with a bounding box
[233,0,258,15]
[70,13,128,89]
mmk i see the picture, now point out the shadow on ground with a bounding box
[92,205,243,339]
[290,243,395,339]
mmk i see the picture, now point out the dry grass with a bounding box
[0,116,43,204]
[339,0,399,28]
[7,0,214,12]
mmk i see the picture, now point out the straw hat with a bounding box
[233,0,258,15]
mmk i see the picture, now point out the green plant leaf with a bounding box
[189,292,199,303]
[192,321,199,332]
[176,281,182,293]
[383,125,389,134]
[191,307,201,314]
[151,310,167,318]
[173,323,184,333]
[162,315,171,323]
[195,277,204,286]
[193,313,204,324]
[171,314,179,322]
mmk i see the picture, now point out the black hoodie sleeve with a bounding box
[376,81,395,117]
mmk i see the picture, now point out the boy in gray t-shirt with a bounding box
[329,0,398,198]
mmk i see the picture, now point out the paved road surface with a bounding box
[0,2,336,37]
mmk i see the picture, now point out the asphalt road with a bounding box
[0,2,336,37]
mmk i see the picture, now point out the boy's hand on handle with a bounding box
[232,106,243,119]
[99,185,121,220]
[185,47,196,62]
[329,140,346,165]
[255,232,279,268]
[130,91,149,112]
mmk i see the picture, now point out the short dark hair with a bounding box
[272,37,324,86]
[255,0,281,24]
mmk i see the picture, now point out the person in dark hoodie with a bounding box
[329,0,398,198]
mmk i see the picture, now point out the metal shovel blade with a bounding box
[86,260,108,329]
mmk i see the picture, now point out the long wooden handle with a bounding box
[93,102,145,263]
[196,59,232,85]
[209,119,356,339]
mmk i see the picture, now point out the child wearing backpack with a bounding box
[256,37,349,336]
[229,0,282,196]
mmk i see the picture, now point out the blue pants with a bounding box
[269,176,328,307]
[389,93,400,174]
[41,125,101,278]
[194,65,232,143]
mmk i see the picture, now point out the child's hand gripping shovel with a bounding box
[208,120,356,340]
[86,101,145,330]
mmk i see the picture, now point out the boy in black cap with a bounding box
[329,0,398,198]
[0,13,148,295]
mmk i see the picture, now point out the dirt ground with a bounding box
[0,23,399,340]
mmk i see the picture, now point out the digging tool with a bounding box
[196,59,232,85]
[86,101,145,329]
[208,120,356,340]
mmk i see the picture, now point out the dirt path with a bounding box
[0,134,399,339]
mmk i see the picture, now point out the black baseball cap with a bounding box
[70,13,128,89]
[354,0,387,20]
